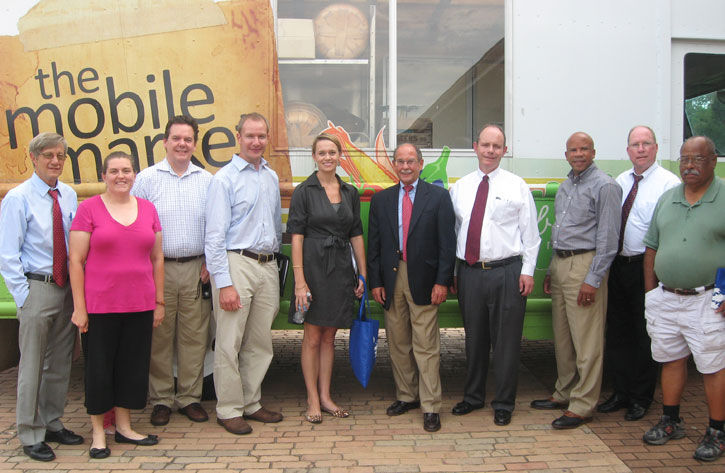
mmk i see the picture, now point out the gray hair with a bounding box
[28,132,68,156]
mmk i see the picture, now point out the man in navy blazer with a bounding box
[368,143,456,432]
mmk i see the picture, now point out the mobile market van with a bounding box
[1,0,724,370]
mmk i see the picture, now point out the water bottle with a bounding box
[291,292,311,324]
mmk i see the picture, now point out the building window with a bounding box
[684,53,725,155]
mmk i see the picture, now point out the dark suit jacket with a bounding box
[367,179,456,310]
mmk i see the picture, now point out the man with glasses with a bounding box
[531,132,621,429]
[368,143,456,432]
[0,133,82,461]
[642,136,725,462]
[597,126,679,421]
[449,125,540,427]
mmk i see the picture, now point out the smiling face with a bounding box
[627,126,658,174]
[237,118,268,166]
[312,138,340,174]
[102,156,136,195]
[394,143,424,186]
[473,126,507,174]
[30,144,67,187]
[565,132,596,175]
[163,123,196,171]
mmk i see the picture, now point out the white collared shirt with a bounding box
[132,158,212,258]
[449,167,541,276]
[615,162,680,256]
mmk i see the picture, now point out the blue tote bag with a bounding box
[349,276,379,388]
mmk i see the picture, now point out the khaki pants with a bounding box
[550,252,607,417]
[384,261,442,413]
[148,257,208,408]
[212,252,279,419]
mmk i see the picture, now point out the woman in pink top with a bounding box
[69,152,164,459]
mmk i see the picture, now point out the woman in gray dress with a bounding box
[287,133,366,423]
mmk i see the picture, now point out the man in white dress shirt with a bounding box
[449,124,541,426]
[597,126,680,421]
[132,115,213,426]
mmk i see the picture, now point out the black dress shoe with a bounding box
[530,398,568,410]
[423,413,441,432]
[45,428,84,445]
[386,400,421,416]
[552,411,592,429]
[624,402,648,421]
[451,401,484,416]
[89,446,111,459]
[22,442,55,462]
[597,393,628,413]
[494,409,512,426]
[114,432,159,446]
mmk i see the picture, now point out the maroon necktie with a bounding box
[48,189,67,287]
[402,185,413,261]
[465,175,489,265]
[618,174,643,254]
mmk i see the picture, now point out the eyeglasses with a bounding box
[394,159,418,167]
[39,151,67,161]
[677,155,709,165]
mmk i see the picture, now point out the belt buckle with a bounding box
[257,253,270,264]
[480,261,491,270]
[43,274,53,283]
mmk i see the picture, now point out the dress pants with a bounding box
[16,280,75,446]
[550,252,607,417]
[605,257,657,406]
[148,258,209,409]
[211,251,279,419]
[384,261,442,413]
[458,259,526,412]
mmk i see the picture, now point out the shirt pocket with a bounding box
[490,197,523,224]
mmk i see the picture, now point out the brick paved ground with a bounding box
[0,329,720,472]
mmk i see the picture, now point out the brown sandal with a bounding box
[305,413,322,424]
[321,406,350,418]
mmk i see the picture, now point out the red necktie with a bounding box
[618,174,643,254]
[48,189,67,287]
[465,175,489,265]
[402,185,413,261]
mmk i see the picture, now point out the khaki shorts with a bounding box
[644,285,725,374]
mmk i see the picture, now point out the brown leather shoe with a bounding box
[216,416,252,435]
[150,405,171,426]
[243,407,283,423]
[179,403,209,422]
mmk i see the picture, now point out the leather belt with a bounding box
[231,249,276,263]
[555,249,594,258]
[615,253,645,264]
[461,255,520,270]
[661,284,714,296]
[164,255,204,263]
[25,272,57,284]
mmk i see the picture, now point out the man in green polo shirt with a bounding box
[641,135,725,462]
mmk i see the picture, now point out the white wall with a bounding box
[671,0,725,41]
[509,0,671,160]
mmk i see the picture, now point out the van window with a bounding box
[684,53,725,155]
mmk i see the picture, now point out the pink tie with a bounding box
[48,189,67,287]
[618,174,643,254]
[402,185,413,261]
[465,175,489,265]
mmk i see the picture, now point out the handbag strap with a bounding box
[357,275,370,321]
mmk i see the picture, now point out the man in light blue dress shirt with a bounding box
[0,133,82,461]
[205,113,283,435]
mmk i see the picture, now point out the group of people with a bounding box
[0,115,722,463]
